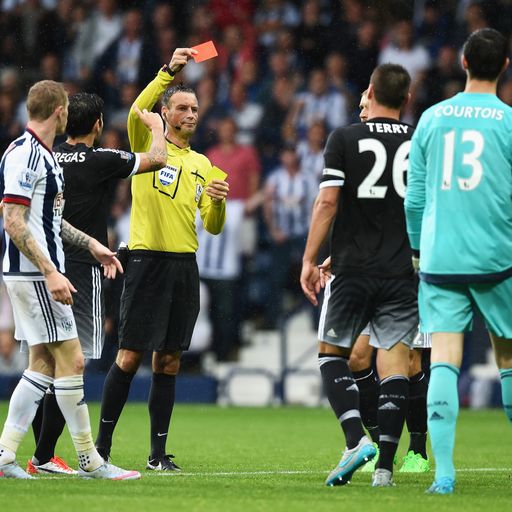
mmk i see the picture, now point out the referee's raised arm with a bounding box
[127,48,197,153]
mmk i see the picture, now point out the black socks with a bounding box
[95,363,135,457]
[377,375,409,471]
[148,373,176,460]
[319,353,366,449]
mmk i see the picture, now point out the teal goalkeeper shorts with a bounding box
[419,277,512,338]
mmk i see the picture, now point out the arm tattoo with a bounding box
[148,146,167,166]
[3,203,56,276]
[139,128,167,172]
[61,220,91,249]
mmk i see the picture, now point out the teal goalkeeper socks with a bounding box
[499,369,512,423]
[427,363,460,481]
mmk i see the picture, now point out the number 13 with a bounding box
[442,130,484,190]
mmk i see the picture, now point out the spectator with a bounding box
[95,8,157,107]
[254,0,300,50]
[39,53,62,81]
[415,45,466,117]
[296,119,326,182]
[324,51,353,99]
[196,199,246,361]
[379,19,431,122]
[148,1,174,34]
[72,0,123,83]
[186,3,215,43]
[218,24,256,85]
[36,0,79,61]
[239,59,264,103]
[108,83,140,132]
[259,49,297,100]
[379,19,431,83]
[11,0,47,69]
[209,0,255,31]
[192,75,225,153]
[295,0,329,74]
[257,76,296,172]
[288,68,348,139]
[262,146,317,328]
[416,0,453,58]
[207,117,261,208]
[217,24,256,102]
[226,81,263,145]
[345,19,380,94]
[0,91,22,150]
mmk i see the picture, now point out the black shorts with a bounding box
[118,250,200,353]
[318,274,418,350]
[65,261,104,360]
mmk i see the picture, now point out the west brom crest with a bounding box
[159,165,179,186]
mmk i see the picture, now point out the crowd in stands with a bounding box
[0,0,511,370]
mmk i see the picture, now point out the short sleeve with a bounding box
[93,148,140,181]
[2,151,42,206]
[320,128,346,189]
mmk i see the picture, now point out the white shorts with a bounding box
[5,280,77,347]
[359,323,431,349]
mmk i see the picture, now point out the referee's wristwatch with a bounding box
[162,64,175,77]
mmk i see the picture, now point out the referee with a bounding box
[95,48,229,471]
[26,92,167,475]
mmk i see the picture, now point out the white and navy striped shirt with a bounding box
[296,140,324,183]
[196,200,245,280]
[266,168,317,238]
[1,129,66,281]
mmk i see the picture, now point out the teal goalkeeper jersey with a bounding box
[405,92,512,283]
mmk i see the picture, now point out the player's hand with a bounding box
[168,48,198,75]
[301,260,321,307]
[88,239,124,277]
[132,105,163,132]
[45,269,76,305]
[102,259,122,279]
[206,179,229,203]
[318,256,332,288]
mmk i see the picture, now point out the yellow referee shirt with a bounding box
[127,69,226,252]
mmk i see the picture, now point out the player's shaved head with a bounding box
[27,80,67,121]
[463,28,508,81]
[369,64,411,110]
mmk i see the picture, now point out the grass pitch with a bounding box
[0,404,510,512]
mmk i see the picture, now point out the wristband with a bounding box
[161,65,175,77]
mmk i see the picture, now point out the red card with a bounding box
[191,40,218,63]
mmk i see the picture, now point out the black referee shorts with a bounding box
[118,250,200,353]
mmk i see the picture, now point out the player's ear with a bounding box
[402,92,411,109]
[461,55,469,72]
[502,57,510,74]
[367,83,375,99]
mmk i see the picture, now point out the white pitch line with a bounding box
[29,467,512,480]
[147,467,512,477]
